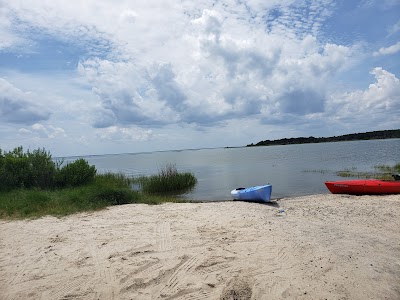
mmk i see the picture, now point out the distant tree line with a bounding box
[247,129,400,147]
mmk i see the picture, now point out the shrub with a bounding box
[0,147,30,190]
[0,147,57,191]
[27,148,57,189]
[56,159,97,187]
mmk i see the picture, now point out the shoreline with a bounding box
[1,194,399,299]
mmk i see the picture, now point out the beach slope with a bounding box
[1,194,399,300]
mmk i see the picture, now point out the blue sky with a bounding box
[1,0,399,156]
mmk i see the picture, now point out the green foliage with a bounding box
[138,163,197,194]
[56,159,97,187]
[0,148,190,219]
[27,148,57,189]
[0,147,57,191]
[0,147,97,191]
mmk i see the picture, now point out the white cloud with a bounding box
[18,123,66,139]
[387,21,400,36]
[327,68,400,125]
[360,0,400,9]
[119,9,138,24]
[373,41,400,56]
[0,13,27,51]
[96,126,153,142]
[74,7,355,130]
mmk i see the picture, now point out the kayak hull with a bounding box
[325,180,400,195]
[231,185,272,202]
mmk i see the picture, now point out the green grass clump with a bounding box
[90,173,138,206]
[336,163,400,180]
[302,169,330,174]
[137,163,197,194]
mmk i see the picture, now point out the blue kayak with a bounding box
[230,184,272,202]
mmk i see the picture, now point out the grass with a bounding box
[136,163,197,194]
[302,169,330,174]
[336,163,400,180]
[0,172,188,220]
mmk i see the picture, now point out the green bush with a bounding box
[0,147,57,191]
[0,147,99,191]
[56,159,97,187]
[27,148,57,189]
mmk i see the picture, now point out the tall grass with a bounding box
[0,167,191,219]
[0,173,141,219]
[137,163,197,194]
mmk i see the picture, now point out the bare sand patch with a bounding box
[1,194,399,299]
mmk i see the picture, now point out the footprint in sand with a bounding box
[220,277,252,300]
[156,221,173,252]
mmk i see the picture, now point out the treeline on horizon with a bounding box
[247,129,400,147]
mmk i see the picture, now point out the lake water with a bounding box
[73,139,400,201]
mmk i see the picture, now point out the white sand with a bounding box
[1,194,399,300]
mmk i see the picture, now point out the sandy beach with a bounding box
[1,194,399,300]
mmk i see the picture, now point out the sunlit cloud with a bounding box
[373,41,400,56]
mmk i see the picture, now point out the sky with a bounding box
[0,0,399,157]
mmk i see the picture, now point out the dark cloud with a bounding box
[0,79,50,125]
[151,64,187,111]
[91,64,186,128]
[223,88,262,115]
[278,89,325,115]
[92,108,116,128]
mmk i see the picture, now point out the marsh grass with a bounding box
[374,163,400,173]
[336,163,400,180]
[0,172,187,219]
[137,163,197,194]
[302,169,330,174]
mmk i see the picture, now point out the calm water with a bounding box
[73,139,400,201]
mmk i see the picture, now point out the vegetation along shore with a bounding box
[0,147,196,219]
[247,129,400,147]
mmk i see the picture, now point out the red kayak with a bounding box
[325,179,400,195]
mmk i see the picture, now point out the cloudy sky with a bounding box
[1,0,399,156]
